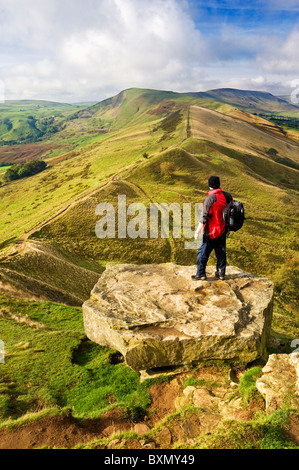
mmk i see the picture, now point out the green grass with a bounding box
[183,377,222,389]
[0,101,77,146]
[0,88,299,449]
[0,294,152,421]
[238,367,263,406]
[193,408,299,449]
[0,114,170,242]
[18,135,297,323]
[0,99,298,331]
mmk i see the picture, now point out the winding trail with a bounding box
[17,160,142,245]
[12,107,190,258]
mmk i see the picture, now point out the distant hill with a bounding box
[1,87,298,160]
[189,88,299,113]
[276,95,294,104]
[0,100,85,156]
[2,99,72,108]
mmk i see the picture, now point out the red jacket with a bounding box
[201,188,232,239]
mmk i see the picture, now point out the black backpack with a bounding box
[223,200,245,232]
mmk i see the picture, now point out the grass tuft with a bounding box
[238,367,263,406]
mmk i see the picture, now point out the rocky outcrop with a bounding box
[83,264,274,374]
[256,353,299,412]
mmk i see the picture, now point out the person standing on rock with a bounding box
[192,176,233,281]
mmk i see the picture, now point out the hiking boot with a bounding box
[192,275,207,281]
[215,272,225,281]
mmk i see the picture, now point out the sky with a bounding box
[0,0,299,103]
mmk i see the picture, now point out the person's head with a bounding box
[208,176,220,190]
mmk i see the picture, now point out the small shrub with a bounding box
[266,147,278,156]
[4,160,47,182]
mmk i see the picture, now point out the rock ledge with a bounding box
[256,353,299,412]
[83,264,274,374]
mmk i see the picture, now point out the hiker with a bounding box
[192,176,233,281]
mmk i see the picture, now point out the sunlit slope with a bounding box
[194,88,299,113]
[211,104,298,140]
[88,88,199,132]
[0,241,101,306]
[1,87,298,165]
[0,102,188,244]
[27,137,298,274]
[0,87,298,315]
[0,100,74,146]
[189,105,299,166]
[0,88,298,436]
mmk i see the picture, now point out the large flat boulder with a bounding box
[83,264,274,374]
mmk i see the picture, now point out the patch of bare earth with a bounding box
[2,366,296,450]
[285,414,299,446]
[0,369,227,449]
[145,380,183,426]
[0,409,132,449]
[0,381,185,450]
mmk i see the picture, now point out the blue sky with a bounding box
[0,0,298,102]
[191,1,299,37]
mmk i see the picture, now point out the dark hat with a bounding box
[208,176,220,189]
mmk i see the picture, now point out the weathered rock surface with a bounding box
[83,264,274,374]
[256,353,299,412]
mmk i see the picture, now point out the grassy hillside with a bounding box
[0,87,299,449]
[1,88,298,164]
[0,87,298,315]
[192,88,299,114]
[0,100,114,164]
[0,101,73,146]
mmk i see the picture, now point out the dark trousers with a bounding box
[196,232,227,277]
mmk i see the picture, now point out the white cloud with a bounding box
[255,28,299,74]
[0,0,298,102]
[0,0,209,101]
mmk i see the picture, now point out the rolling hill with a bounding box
[190,88,299,113]
[1,87,298,165]
[0,87,298,301]
[0,87,299,448]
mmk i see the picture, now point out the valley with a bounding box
[0,87,298,449]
